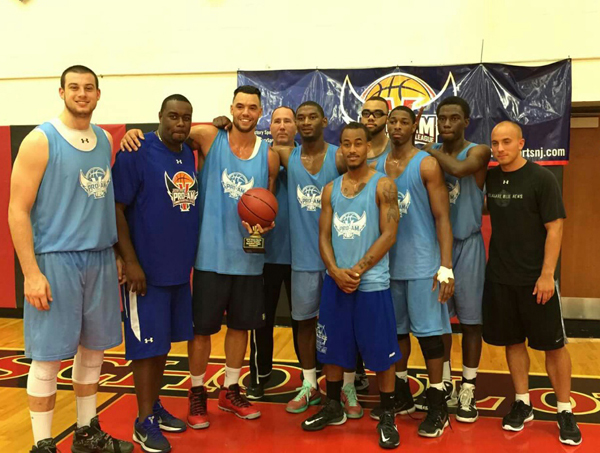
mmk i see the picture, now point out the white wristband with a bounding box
[437,266,454,283]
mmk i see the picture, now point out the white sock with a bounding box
[76,394,97,428]
[190,373,205,388]
[30,409,53,444]
[515,393,530,405]
[343,372,355,387]
[430,382,445,391]
[223,367,241,388]
[395,371,408,382]
[303,368,318,389]
[557,401,572,413]
[443,361,452,382]
[463,366,478,382]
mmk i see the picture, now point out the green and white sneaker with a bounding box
[286,380,321,413]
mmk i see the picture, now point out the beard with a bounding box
[368,122,387,137]
[233,117,257,133]
[65,100,95,119]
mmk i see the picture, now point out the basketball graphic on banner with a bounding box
[362,73,437,110]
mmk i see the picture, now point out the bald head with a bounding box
[491,121,526,170]
[492,121,523,139]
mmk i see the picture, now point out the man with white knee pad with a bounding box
[8,65,133,453]
[370,106,454,438]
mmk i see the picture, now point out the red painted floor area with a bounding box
[58,394,598,452]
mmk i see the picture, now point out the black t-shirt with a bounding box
[485,161,566,285]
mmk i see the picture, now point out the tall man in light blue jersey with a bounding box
[271,101,353,415]
[372,106,454,439]
[425,96,491,423]
[301,122,401,449]
[9,65,133,453]
[121,86,280,427]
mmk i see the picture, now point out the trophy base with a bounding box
[243,235,265,254]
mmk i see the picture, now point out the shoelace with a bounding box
[458,386,474,409]
[558,411,576,431]
[228,388,251,408]
[293,381,313,402]
[342,384,358,406]
[379,412,398,437]
[190,390,207,415]
[512,401,531,419]
[145,420,164,442]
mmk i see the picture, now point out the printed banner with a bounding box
[238,60,572,165]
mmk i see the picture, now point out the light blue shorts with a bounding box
[446,232,485,325]
[391,278,452,337]
[291,270,325,321]
[24,249,123,361]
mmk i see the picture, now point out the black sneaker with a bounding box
[377,411,400,449]
[456,383,478,423]
[301,399,347,431]
[355,373,370,392]
[71,416,134,453]
[133,415,171,453]
[415,380,455,411]
[246,379,266,400]
[153,399,187,432]
[502,400,534,431]
[557,411,582,446]
[370,377,415,420]
[417,387,449,438]
[30,438,57,453]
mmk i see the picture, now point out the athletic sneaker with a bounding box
[246,379,266,400]
[377,410,400,449]
[218,384,261,419]
[417,387,449,438]
[456,383,478,423]
[415,380,456,411]
[341,383,364,419]
[188,385,210,429]
[502,400,534,431]
[133,415,171,453]
[557,411,582,446]
[30,438,57,453]
[72,416,134,453]
[286,379,322,413]
[370,377,415,420]
[301,399,347,431]
[355,373,370,392]
[153,399,187,432]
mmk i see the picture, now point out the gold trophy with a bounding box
[243,225,265,254]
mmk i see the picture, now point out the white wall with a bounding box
[1,0,599,124]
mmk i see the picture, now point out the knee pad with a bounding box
[397,334,410,342]
[417,335,444,360]
[27,360,61,398]
[72,346,104,385]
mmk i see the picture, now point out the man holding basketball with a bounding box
[302,122,400,449]
[120,85,280,427]
[484,121,581,446]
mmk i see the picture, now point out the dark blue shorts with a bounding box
[316,275,400,372]
[123,282,194,360]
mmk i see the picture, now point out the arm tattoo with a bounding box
[358,255,375,270]
[383,182,399,223]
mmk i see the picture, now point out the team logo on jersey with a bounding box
[297,185,322,211]
[398,190,411,217]
[221,169,254,200]
[333,211,367,239]
[340,71,458,145]
[164,171,199,212]
[447,180,460,204]
[316,323,328,353]
[79,166,111,199]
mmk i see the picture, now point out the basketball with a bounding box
[237,187,278,228]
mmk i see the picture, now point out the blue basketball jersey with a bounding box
[288,144,340,272]
[376,150,440,279]
[330,172,389,292]
[194,129,269,276]
[265,167,291,265]
[367,140,391,166]
[31,122,117,253]
[112,132,199,286]
[432,143,484,240]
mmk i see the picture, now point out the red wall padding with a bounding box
[0,126,16,308]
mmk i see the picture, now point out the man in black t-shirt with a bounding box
[484,121,581,446]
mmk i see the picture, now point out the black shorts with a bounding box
[482,280,566,351]
[192,270,265,335]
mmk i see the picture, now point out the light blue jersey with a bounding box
[32,122,117,253]
[288,144,339,272]
[265,167,291,265]
[376,150,440,279]
[367,140,391,167]
[194,130,269,276]
[433,143,483,240]
[330,172,389,292]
